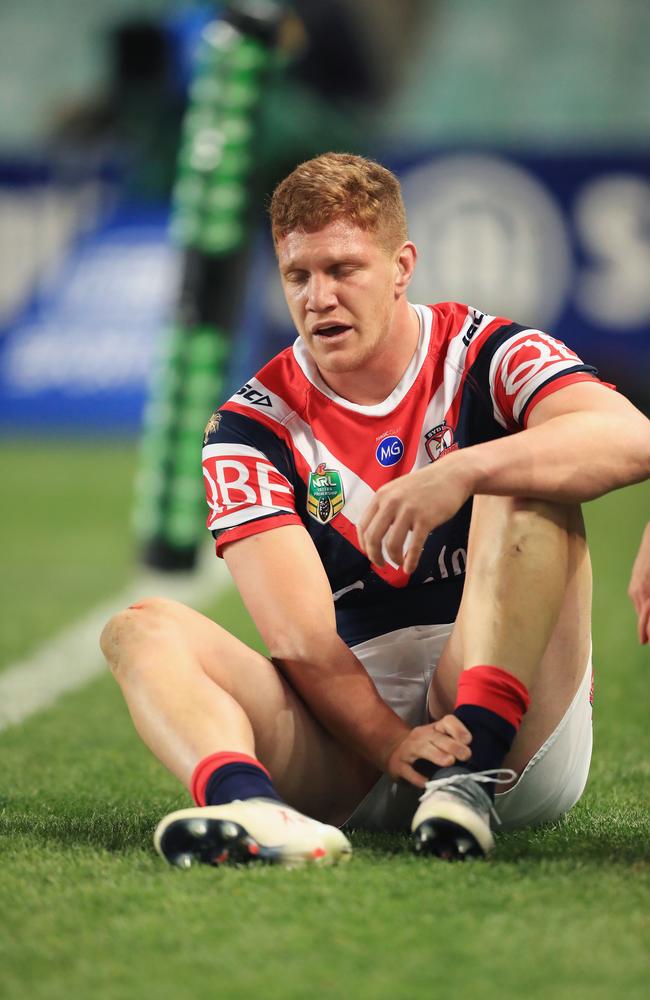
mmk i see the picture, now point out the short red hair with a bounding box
[269,152,408,253]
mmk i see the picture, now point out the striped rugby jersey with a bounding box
[202,301,602,646]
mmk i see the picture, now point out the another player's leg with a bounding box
[100,598,378,867]
[412,497,591,859]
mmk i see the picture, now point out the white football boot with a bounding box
[411,767,516,861]
[154,798,352,869]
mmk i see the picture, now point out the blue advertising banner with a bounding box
[232,151,650,410]
[0,202,177,433]
[0,150,648,433]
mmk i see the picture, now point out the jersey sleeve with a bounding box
[202,407,303,556]
[477,323,606,430]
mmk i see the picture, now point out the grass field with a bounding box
[1,439,649,1000]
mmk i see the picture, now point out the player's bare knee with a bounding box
[510,495,572,523]
[469,498,571,590]
[498,497,570,557]
[99,598,174,677]
[100,612,127,674]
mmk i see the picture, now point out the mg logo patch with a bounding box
[375,435,404,467]
[307,463,345,524]
[425,422,459,463]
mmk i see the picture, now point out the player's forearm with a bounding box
[461,411,650,504]
[269,631,409,771]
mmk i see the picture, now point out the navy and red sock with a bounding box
[191,751,283,807]
[439,665,530,797]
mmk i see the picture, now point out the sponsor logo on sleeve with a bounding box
[203,450,294,529]
[307,463,345,524]
[462,308,485,347]
[425,422,459,462]
[235,383,273,407]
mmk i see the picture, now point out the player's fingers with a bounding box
[396,762,428,789]
[403,722,472,765]
[429,732,472,762]
[403,525,429,575]
[432,715,472,744]
[408,740,456,769]
[382,513,413,567]
[635,597,649,642]
[628,586,641,614]
[639,600,650,646]
[362,508,396,566]
[429,747,456,767]
[357,498,378,553]
[358,494,387,542]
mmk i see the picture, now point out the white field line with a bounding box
[0,548,231,732]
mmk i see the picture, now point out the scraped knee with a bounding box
[99,596,174,677]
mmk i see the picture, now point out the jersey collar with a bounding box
[291,303,432,416]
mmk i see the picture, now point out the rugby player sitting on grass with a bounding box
[101,153,650,865]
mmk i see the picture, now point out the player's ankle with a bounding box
[191,751,283,807]
[451,665,530,797]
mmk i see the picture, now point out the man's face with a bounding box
[276,221,404,376]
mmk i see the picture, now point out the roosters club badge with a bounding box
[425,422,459,463]
[307,463,345,524]
[203,411,222,445]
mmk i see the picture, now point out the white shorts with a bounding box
[344,623,593,832]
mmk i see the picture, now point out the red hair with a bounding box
[269,152,408,253]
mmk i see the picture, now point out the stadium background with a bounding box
[1,2,648,998]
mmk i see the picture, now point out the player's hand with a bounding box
[385,715,472,789]
[628,524,650,644]
[358,456,472,574]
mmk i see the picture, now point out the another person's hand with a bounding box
[385,715,472,788]
[628,523,650,644]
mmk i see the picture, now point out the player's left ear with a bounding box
[394,242,417,296]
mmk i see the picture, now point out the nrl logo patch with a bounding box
[307,463,345,524]
[203,411,222,445]
[425,422,459,463]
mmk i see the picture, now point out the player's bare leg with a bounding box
[430,496,591,766]
[413,496,592,858]
[100,599,378,866]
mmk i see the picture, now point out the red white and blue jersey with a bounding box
[202,302,603,646]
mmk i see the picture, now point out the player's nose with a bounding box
[305,274,337,311]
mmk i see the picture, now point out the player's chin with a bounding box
[313,342,364,373]
[318,356,359,375]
